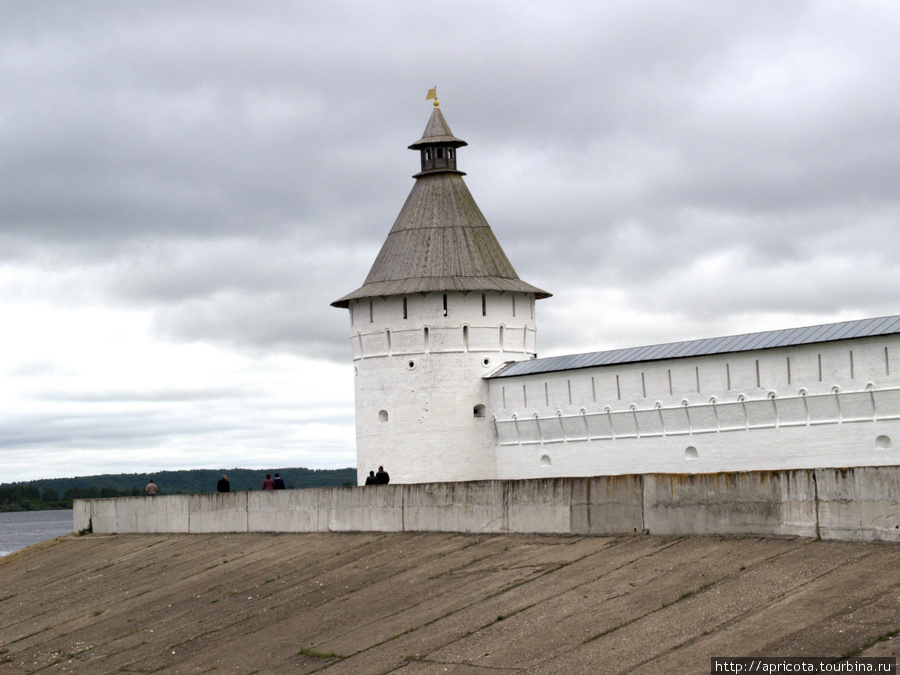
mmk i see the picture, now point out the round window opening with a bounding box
[377,410,389,423]
[540,455,551,466]
[482,357,492,368]
[876,434,892,449]
[406,360,416,370]
[684,446,699,459]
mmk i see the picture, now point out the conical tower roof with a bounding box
[408,105,467,149]
[332,103,550,308]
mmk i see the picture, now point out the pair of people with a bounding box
[364,466,390,485]
[261,473,286,490]
[216,473,286,492]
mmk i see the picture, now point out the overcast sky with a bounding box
[2,1,899,483]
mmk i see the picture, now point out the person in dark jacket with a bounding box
[273,473,286,489]
[217,475,230,492]
[375,466,390,484]
[364,470,377,485]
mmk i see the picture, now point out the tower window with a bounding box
[369,300,373,323]
[403,297,408,319]
[436,148,444,159]
[448,148,454,159]
[481,294,487,316]
[425,149,431,160]
[473,404,486,418]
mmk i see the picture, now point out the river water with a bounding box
[0,510,73,557]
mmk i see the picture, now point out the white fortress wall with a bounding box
[351,290,536,484]
[490,335,900,478]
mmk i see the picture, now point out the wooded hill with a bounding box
[0,467,357,512]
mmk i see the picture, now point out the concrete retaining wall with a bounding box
[73,466,900,542]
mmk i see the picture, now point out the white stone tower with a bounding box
[332,96,551,484]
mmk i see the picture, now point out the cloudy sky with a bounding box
[2,1,899,483]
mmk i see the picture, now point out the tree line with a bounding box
[0,467,357,512]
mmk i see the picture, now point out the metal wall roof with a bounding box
[488,315,900,379]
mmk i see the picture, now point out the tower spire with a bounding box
[332,99,550,308]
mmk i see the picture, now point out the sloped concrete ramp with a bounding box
[1,532,899,673]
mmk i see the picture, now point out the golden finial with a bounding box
[426,87,439,107]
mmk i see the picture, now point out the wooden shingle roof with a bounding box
[408,106,467,149]
[332,106,550,308]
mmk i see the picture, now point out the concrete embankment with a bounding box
[2,531,900,673]
[75,466,900,541]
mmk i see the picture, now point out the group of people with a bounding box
[260,473,286,490]
[147,468,388,495]
[215,473,286,492]
[364,466,390,485]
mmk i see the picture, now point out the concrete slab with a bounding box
[1,532,898,674]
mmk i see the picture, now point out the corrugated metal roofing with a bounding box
[488,315,900,378]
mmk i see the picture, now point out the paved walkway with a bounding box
[1,532,899,673]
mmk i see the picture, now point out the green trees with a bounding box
[0,467,357,512]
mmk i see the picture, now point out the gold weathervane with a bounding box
[426,87,439,107]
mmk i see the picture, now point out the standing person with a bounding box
[217,475,230,492]
[273,473,286,489]
[375,466,390,484]
[145,479,158,496]
[261,474,276,490]
[364,470,377,485]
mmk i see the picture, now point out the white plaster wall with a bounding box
[491,336,900,478]
[349,290,537,484]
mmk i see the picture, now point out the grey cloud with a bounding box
[3,0,900,480]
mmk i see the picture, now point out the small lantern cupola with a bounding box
[408,92,467,177]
